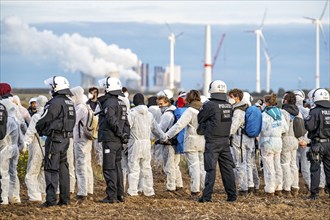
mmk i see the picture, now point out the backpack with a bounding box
[290,114,307,138]
[79,104,98,140]
[0,103,7,140]
[156,109,179,146]
[243,106,262,138]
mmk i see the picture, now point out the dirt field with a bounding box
[1,157,329,220]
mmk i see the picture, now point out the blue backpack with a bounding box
[244,106,262,138]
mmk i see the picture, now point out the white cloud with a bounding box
[1,1,329,25]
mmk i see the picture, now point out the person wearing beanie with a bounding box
[126,93,167,196]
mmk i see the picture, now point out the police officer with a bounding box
[36,76,76,207]
[197,80,237,202]
[305,88,330,200]
[98,77,130,203]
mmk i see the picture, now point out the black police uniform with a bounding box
[197,93,237,202]
[98,92,130,203]
[305,100,330,198]
[36,89,75,206]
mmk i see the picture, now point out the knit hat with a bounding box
[0,83,12,96]
[133,93,145,106]
[147,96,157,107]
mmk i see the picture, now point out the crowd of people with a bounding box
[0,76,329,208]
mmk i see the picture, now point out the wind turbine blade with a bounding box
[165,22,173,33]
[303,16,316,21]
[244,30,255,33]
[260,31,270,54]
[319,1,329,20]
[319,23,329,51]
[259,8,267,29]
[175,32,184,39]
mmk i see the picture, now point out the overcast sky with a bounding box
[1,0,329,25]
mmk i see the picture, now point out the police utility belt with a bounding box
[312,138,330,144]
[52,130,73,138]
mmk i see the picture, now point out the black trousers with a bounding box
[310,142,330,195]
[0,174,2,204]
[44,135,70,205]
[201,141,236,201]
[102,141,124,200]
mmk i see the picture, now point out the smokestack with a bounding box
[203,25,212,97]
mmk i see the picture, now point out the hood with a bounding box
[0,83,12,97]
[295,95,304,107]
[210,93,227,101]
[70,86,85,105]
[36,95,48,114]
[1,99,16,117]
[147,96,158,107]
[233,99,249,109]
[265,106,282,121]
[282,104,299,116]
[12,95,22,106]
[164,105,176,113]
[315,100,330,108]
[189,100,202,110]
[132,105,149,115]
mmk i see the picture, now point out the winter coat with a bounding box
[167,102,205,153]
[281,104,300,152]
[259,106,288,153]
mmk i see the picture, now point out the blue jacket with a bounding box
[174,107,187,153]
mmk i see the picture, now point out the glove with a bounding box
[120,133,129,144]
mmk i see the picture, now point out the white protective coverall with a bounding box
[281,109,301,192]
[24,95,48,201]
[157,105,183,191]
[12,95,31,125]
[230,99,255,192]
[0,99,23,204]
[259,107,288,193]
[166,103,206,193]
[148,105,162,163]
[71,87,93,196]
[127,105,166,196]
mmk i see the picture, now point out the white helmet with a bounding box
[98,77,122,94]
[44,76,70,92]
[293,89,305,100]
[208,80,227,94]
[311,88,330,102]
[157,89,173,99]
[29,97,37,105]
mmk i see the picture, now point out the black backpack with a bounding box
[291,114,307,138]
[0,103,8,140]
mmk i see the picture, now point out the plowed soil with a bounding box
[1,159,329,220]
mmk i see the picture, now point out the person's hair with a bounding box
[157,96,171,104]
[283,91,296,105]
[264,93,277,106]
[228,88,243,101]
[89,87,99,95]
[122,87,128,93]
[186,90,201,103]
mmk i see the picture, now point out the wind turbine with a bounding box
[166,23,183,90]
[246,9,268,93]
[303,1,329,89]
[262,45,272,93]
